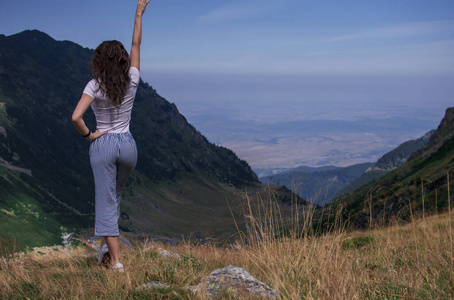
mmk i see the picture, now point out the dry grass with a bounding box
[1,191,454,299]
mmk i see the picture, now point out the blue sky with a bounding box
[1,0,453,105]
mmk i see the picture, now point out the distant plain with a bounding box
[143,70,452,177]
[176,98,445,177]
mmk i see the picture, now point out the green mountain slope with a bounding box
[336,131,433,197]
[0,30,273,248]
[325,108,454,229]
[374,130,433,170]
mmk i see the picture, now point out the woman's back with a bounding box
[83,67,140,133]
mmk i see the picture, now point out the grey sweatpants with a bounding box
[89,132,137,236]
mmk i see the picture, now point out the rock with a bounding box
[0,126,6,138]
[136,281,171,291]
[145,246,182,260]
[188,265,279,299]
[157,248,182,260]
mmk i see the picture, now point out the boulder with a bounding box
[188,265,279,299]
[144,246,182,260]
[157,248,182,260]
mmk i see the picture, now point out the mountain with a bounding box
[323,108,454,229]
[374,130,434,170]
[336,130,433,197]
[260,163,375,205]
[260,119,434,207]
[0,30,299,248]
[408,109,454,161]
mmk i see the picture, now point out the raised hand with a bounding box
[136,0,151,16]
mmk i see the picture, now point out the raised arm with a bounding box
[130,0,151,71]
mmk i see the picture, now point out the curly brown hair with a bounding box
[90,40,130,108]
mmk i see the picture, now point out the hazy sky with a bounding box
[1,0,453,105]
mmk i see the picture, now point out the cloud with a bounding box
[323,20,454,42]
[197,6,266,24]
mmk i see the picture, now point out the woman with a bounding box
[72,0,151,273]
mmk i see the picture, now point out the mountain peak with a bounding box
[8,29,56,44]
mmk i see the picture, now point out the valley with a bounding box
[0,29,452,252]
[176,99,443,176]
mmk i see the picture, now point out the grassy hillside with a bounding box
[1,201,453,299]
[0,168,63,248]
[119,173,258,238]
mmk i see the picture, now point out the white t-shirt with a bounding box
[83,67,140,133]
